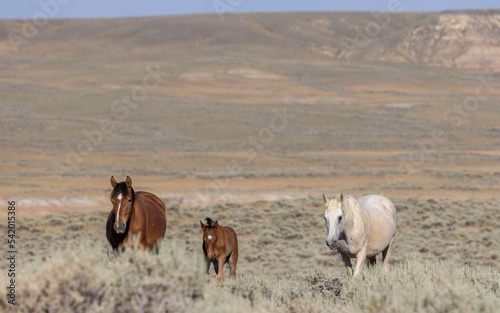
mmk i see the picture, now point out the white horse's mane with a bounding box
[343,195,364,230]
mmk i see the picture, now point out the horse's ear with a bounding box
[126,176,132,188]
[110,176,117,188]
[323,193,329,205]
[200,221,206,231]
[340,193,344,203]
[214,221,219,229]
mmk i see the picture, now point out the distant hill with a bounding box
[1,10,499,70]
[1,9,500,210]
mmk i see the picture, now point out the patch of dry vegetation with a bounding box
[1,241,204,313]
[1,240,498,313]
[1,197,499,312]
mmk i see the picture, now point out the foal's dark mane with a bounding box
[111,182,135,206]
[204,217,217,229]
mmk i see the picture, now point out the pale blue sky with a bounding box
[0,0,498,19]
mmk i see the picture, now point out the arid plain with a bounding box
[1,10,500,312]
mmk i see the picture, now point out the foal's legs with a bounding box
[228,248,238,280]
[205,260,211,284]
[382,237,395,272]
[216,257,226,283]
[213,260,219,275]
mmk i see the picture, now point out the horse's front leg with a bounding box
[367,256,376,268]
[122,236,134,250]
[353,243,368,277]
[123,233,146,250]
[205,260,211,284]
[216,256,226,283]
[140,237,150,251]
[338,252,353,277]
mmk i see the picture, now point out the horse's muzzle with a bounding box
[205,253,216,261]
[114,222,126,234]
[326,240,338,250]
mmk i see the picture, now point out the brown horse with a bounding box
[200,218,238,283]
[106,176,167,251]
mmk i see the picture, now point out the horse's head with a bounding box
[200,218,219,260]
[323,193,345,250]
[110,176,134,234]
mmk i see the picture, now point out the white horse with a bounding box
[323,193,397,277]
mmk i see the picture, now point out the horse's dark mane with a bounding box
[111,182,128,197]
[205,217,217,229]
[111,182,135,205]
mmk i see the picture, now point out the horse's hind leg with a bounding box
[367,256,376,268]
[382,237,395,272]
[228,250,238,280]
[228,260,236,280]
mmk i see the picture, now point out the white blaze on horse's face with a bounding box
[203,230,218,259]
[116,193,123,229]
[324,198,344,250]
[113,191,132,234]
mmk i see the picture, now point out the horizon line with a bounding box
[1,8,499,20]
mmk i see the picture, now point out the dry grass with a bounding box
[4,196,500,271]
[1,196,499,312]
[1,223,499,312]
